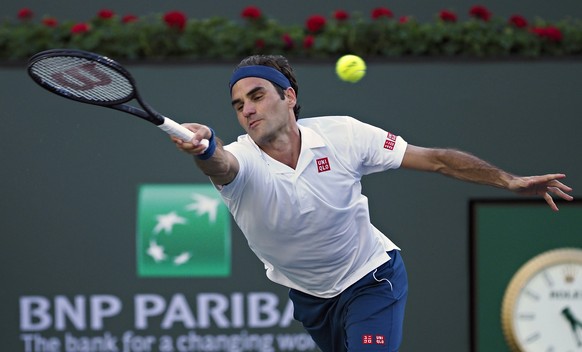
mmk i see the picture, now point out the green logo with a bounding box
[136,184,230,277]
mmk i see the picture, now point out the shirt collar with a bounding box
[241,123,327,153]
[298,124,326,150]
[240,124,327,174]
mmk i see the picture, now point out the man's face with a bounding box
[230,77,296,145]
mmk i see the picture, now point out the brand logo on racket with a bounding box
[51,62,112,91]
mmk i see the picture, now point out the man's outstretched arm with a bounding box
[400,144,573,211]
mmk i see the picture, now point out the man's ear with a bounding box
[285,87,297,107]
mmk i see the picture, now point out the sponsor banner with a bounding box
[19,293,318,352]
[13,184,319,351]
[136,184,231,277]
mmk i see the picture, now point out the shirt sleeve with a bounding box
[215,140,251,203]
[348,117,408,175]
[216,134,276,206]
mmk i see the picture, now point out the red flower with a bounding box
[282,33,294,50]
[508,14,528,28]
[469,5,492,22]
[97,9,115,20]
[334,9,349,21]
[303,35,315,49]
[241,6,262,20]
[531,26,563,42]
[255,39,265,49]
[530,27,545,36]
[439,10,457,23]
[544,26,563,41]
[17,8,33,20]
[42,17,58,27]
[71,23,90,35]
[306,15,326,33]
[399,16,410,24]
[371,7,393,20]
[163,11,187,31]
[122,14,138,23]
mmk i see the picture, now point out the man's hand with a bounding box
[507,173,573,211]
[171,123,212,156]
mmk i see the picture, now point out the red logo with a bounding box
[384,140,395,150]
[384,132,397,150]
[384,132,396,150]
[316,157,330,173]
[362,334,386,345]
[375,335,385,345]
[51,62,113,91]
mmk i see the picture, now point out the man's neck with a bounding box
[260,125,301,169]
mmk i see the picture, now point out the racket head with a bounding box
[27,49,137,106]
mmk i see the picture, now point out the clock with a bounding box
[501,247,582,352]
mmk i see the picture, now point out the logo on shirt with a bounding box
[362,334,386,345]
[375,335,386,345]
[315,157,331,173]
[384,132,397,150]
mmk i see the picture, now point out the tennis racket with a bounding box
[27,48,208,148]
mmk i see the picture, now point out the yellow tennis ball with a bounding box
[336,55,366,83]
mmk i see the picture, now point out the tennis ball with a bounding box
[336,55,366,83]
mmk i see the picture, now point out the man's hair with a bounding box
[235,55,301,120]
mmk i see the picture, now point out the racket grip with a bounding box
[158,118,209,151]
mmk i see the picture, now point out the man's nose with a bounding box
[243,103,256,117]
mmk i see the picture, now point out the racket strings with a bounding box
[30,56,134,103]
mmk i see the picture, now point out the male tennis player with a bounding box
[171,55,573,352]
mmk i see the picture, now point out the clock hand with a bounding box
[561,307,582,347]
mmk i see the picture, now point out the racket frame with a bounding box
[27,49,164,126]
[27,49,209,148]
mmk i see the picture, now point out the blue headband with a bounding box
[229,65,291,94]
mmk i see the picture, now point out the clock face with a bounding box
[502,248,582,352]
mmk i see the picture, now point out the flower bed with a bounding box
[2,5,581,62]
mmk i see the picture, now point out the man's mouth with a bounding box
[249,120,261,129]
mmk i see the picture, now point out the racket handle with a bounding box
[158,118,209,150]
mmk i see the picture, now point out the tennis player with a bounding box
[172,55,573,352]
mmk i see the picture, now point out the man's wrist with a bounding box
[197,128,216,160]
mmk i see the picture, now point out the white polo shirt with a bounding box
[218,115,407,298]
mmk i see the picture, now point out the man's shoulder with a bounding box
[298,115,355,124]
[298,115,359,132]
[224,134,258,154]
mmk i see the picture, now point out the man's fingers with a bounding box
[544,173,566,181]
[548,186,575,201]
[544,192,559,212]
[542,184,575,212]
[550,180,573,193]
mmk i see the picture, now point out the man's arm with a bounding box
[401,144,574,211]
[172,123,239,186]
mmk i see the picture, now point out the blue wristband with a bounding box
[197,128,216,160]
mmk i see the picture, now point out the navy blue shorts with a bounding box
[289,250,408,352]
